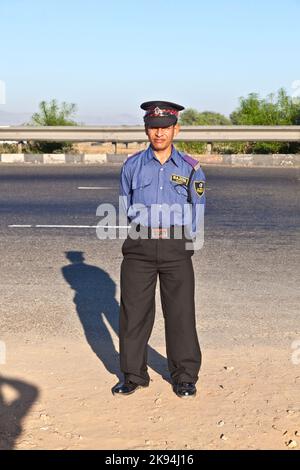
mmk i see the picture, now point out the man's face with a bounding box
[145,123,180,151]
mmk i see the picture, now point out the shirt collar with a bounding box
[144,144,180,167]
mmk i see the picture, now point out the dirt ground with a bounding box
[0,165,299,451]
[1,337,299,450]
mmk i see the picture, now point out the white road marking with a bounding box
[77,186,113,190]
[78,186,211,191]
[9,224,130,229]
[8,224,33,227]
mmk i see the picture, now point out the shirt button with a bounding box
[160,186,163,189]
[160,168,163,171]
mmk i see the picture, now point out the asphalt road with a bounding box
[0,164,299,349]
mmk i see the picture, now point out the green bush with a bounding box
[26,99,78,153]
[177,88,300,154]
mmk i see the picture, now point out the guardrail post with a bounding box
[206,142,212,155]
[17,141,23,153]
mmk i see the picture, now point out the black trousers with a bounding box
[119,225,202,386]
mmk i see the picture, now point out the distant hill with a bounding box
[77,113,140,125]
[0,109,140,126]
[0,110,32,125]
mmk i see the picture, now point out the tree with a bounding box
[230,88,300,153]
[231,88,300,125]
[177,109,231,154]
[27,99,78,153]
[180,109,231,125]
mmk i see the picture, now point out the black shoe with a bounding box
[112,380,149,396]
[173,382,197,398]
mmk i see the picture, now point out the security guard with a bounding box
[112,100,206,398]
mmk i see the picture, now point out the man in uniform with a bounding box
[112,100,206,398]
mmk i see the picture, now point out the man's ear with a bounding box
[144,125,149,137]
[173,123,180,137]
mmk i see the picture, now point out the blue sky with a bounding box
[0,0,299,124]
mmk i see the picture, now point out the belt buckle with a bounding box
[151,227,168,239]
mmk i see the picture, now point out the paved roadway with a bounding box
[0,164,299,349]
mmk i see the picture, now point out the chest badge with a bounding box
[170,174,189,185]
[194,181,205,196]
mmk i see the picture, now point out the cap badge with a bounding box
[154,106,164,116]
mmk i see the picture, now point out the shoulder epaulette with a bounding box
[180,152,202,170]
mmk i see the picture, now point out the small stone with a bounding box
[39,413,51,424]
[220,434,228,440]
[286,440,297,448]
[145,440,151,445]
[155,398,162,405]
[217,420,225,427]
[295,431,300,437]
[224,366,234,371]
[40,426,49,431]
[272,425,280,431]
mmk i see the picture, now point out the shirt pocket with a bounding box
[169,180,189,204]
[132,175,154,205]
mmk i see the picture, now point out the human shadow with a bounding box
[62,251,170,383]
[0,374,39,450]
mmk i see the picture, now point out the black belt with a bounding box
[130,223,188,239]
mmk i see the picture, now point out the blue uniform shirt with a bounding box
[119,144,206,239]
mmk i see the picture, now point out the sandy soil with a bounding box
[1,337,299,450]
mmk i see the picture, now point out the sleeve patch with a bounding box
[194,180,205,196]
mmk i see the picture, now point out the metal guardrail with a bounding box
[0,126,300,142]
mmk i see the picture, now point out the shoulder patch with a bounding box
[194,180,205,196]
